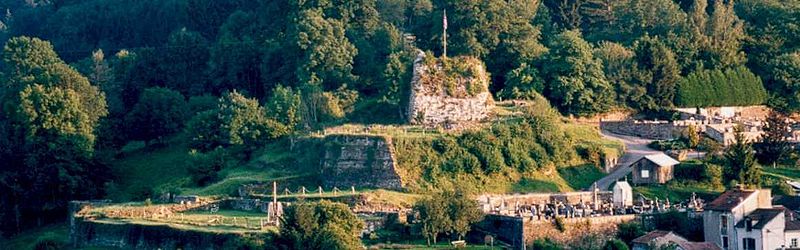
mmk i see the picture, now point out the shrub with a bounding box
[532,238,563,250]
[554,217,567,232]
[674,162,705,181]
[188,148,230,186]
[603,239,630,250]
[617,221,645,244]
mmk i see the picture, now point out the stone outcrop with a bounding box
[407,51,494,126]
[321,135,403,190]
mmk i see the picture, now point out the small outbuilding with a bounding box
[613,180,633,208]
[631,153,680,184]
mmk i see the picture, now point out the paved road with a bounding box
[591,131,658,191]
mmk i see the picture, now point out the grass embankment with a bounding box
[763,166,800,180]
[107,99,623,202]
[1,223,70,250]
[106,135,194,201]
[108,135,322,200]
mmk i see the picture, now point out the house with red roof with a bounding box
[703,188,800,250]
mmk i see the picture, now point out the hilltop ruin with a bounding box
[406,51,494,127]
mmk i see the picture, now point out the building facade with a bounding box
[631,154,679,184]
[703,188,800,250]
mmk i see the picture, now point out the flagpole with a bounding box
[443,9,447,58]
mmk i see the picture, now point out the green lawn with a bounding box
[1,223,69,250]
[563,123,625,158]
[107,135,195,202]
[558,164,606,190]
[633,181,722,202]
[762,166,800,180]
[183,209,270,217]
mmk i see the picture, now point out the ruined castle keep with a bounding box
[406,51,494,126]
[321,135,403,190]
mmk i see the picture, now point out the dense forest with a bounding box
[0,0,798,237]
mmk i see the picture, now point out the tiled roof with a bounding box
[735,208,784,229]
[705,189,755,211]
[632,231,719,250]
[776,195,800,212]
[677,242,721,250]
[643,153,680,166]
[632,230,672,244]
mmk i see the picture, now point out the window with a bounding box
[720,215,729,235]
[792,238,798,248]
[722,236,729,249]
[641,170,650,178]
[743,238,756,250]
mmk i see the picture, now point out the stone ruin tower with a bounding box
[406,50,494,126]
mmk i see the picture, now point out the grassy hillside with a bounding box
[104,99,622,202]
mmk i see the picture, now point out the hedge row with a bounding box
[675,66,767,107]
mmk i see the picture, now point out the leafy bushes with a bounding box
[673,161,724,190]
[414,190,483,244]
[419,53,488,98]
[675,66,767,107]
[278,200,364,250]
[394,104,581,192]
[648,140,689,151]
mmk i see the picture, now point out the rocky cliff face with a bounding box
[321,135,403,190]
[407,51,494,126]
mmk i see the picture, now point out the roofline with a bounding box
[705,191,758,212]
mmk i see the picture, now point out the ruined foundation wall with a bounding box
[321,135,403,190]
[406,51,494,126]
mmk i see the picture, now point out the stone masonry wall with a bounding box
[71,218,270,249]
[477,214,637,250]
[321,135,403,190]
[522,215,636,246]
[406,51,494,126]
[600,120,686,140]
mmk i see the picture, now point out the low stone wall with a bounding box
[522,215,637,247]
[478,191,613,209]
[68,200,273,249]
[321,135,403,190]
[600,120,685,140]
[221,198,270,213]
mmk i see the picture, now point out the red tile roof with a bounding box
[632,230,672,244]
[677,242,721,250]
[705,189,755,211]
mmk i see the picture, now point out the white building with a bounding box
[703,188,800,250]
[613,180,633,208]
